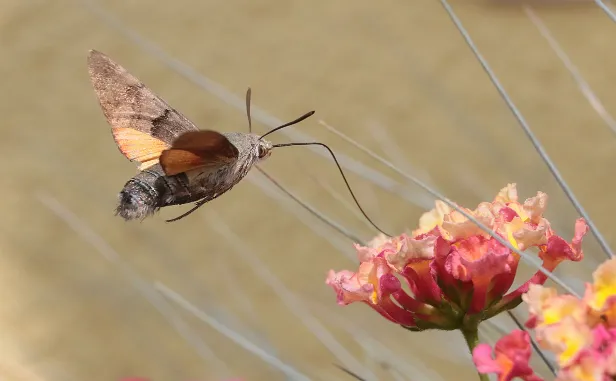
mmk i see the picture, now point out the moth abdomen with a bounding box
[115,164,203,221]
[115,177,160,221]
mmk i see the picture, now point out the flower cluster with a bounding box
[326,184,588,332]
[474,257,616,381]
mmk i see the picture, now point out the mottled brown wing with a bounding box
[159,130,239,176]
[87,49,199,170]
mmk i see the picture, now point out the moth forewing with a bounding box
[87,49,199,170]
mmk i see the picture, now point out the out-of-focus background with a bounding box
[2,0,616,380]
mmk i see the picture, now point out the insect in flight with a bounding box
[87,49,388,235]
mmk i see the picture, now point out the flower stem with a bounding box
[461,325,489,381]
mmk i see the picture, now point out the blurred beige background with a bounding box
[2,0,616,380]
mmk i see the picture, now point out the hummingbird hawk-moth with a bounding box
[87,49,314,222]
[87,50,389,235]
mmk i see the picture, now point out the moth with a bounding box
[87,49,314,222]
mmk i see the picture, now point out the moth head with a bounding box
[256,139,273,161]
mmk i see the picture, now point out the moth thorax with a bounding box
[257,139,273,161]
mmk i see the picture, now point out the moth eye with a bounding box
[258,145,268,158]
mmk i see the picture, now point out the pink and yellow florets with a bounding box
[474,256,616,381]
[326,183,588,332]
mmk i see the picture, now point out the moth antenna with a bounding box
[259,110,315,140]
[245,87,252,133]
[165,199,208,222]
[272,141,391,237]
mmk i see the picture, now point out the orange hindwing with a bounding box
[112,127,169,170]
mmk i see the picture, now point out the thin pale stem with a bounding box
[248,169,358,259]
[255,165,365,244]
[203,214,380,381]
[434,5,575,371]
[309,300,443,380]
[593,0,616,23]
[155,282,312,381]
[35,192,229,375]
[438,0,614,260]
[525,6,616,138]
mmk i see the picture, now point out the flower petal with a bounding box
[387,234,443,304]
[326,259,416,327]
[540,218,588,270]
[387,234,437,271]
[586,257,616,313]
[522,191,548,224]
[446,236,513,312]
[499,216,548,251]
[537,316,593,368]
[326,269,373,305]
[441,207,494,241]
[494,183,519,204]
[354,234,404,262]
[473,330,543,381]
[556,349,609,381]
[473,343,502,374]
[413,200,453,236]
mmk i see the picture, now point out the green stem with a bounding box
[461,325,489,381]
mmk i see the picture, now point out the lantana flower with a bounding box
[475,257,616,381]
[326,184,588,380]
[326,184,588,333]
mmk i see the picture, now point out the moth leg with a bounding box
[165,192,222,222]
[165,200,208,222]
